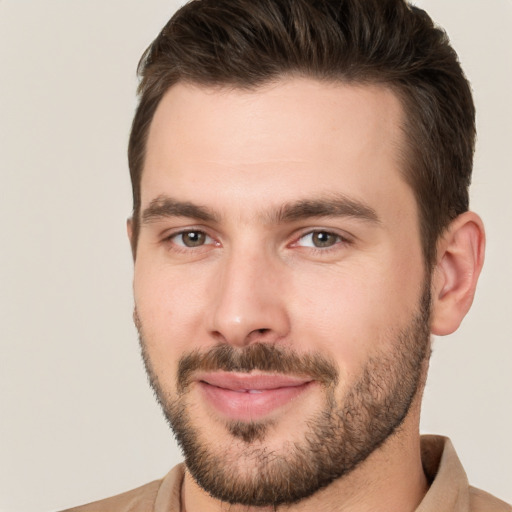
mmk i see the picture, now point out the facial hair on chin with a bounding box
[135,285,431,507]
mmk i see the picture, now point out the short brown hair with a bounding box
[128,0,475,267]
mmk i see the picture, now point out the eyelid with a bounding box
[290,228,353,249]
[159,225,352,252]
[162,226,220,249]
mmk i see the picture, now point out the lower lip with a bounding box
[199,381,313,422]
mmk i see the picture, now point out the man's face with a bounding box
[132,78,431,506]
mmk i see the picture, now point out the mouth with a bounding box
[195,372,315,422]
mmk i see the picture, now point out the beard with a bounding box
[136,285,431,508]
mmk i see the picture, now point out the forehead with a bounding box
[142,78,412,219]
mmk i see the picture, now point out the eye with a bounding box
[296,230,344,249]
[171,230,214,248]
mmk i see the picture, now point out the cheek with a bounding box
[133,260,210,377]
[287,256,424,378]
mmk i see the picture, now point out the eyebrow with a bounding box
[269,196,380,224]
[141,194,379,226]
[142,196,218,224]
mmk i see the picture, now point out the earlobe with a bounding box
[430,212,485,336]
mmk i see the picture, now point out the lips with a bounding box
[196,372,314,421]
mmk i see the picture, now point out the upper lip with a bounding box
[196,372,312,391]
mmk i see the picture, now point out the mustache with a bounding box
[177,342,339,394]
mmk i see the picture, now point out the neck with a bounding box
[181,409,428,512]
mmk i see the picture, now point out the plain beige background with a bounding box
[0,1,511,511]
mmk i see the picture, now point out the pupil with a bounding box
[184,232,204,247]
[313,232,334,247]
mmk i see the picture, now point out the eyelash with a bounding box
[163,229,217,252]
[162,228,351,255]
[293,230,350,252]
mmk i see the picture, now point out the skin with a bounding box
[129,78,485,511]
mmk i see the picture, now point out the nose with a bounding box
[208,248,291,347]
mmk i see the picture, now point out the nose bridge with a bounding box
[209,241,289,346]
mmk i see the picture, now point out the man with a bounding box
[64,0,510,510]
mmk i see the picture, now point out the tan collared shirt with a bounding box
[61,436,511,511]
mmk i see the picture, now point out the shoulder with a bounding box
[58,464,185,512]
[59,479,162,512]
[469,486,512,512]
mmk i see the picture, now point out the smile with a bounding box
[196,372,314,422]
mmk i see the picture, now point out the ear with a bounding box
[430,211,485,336]
[127,217,136,261]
